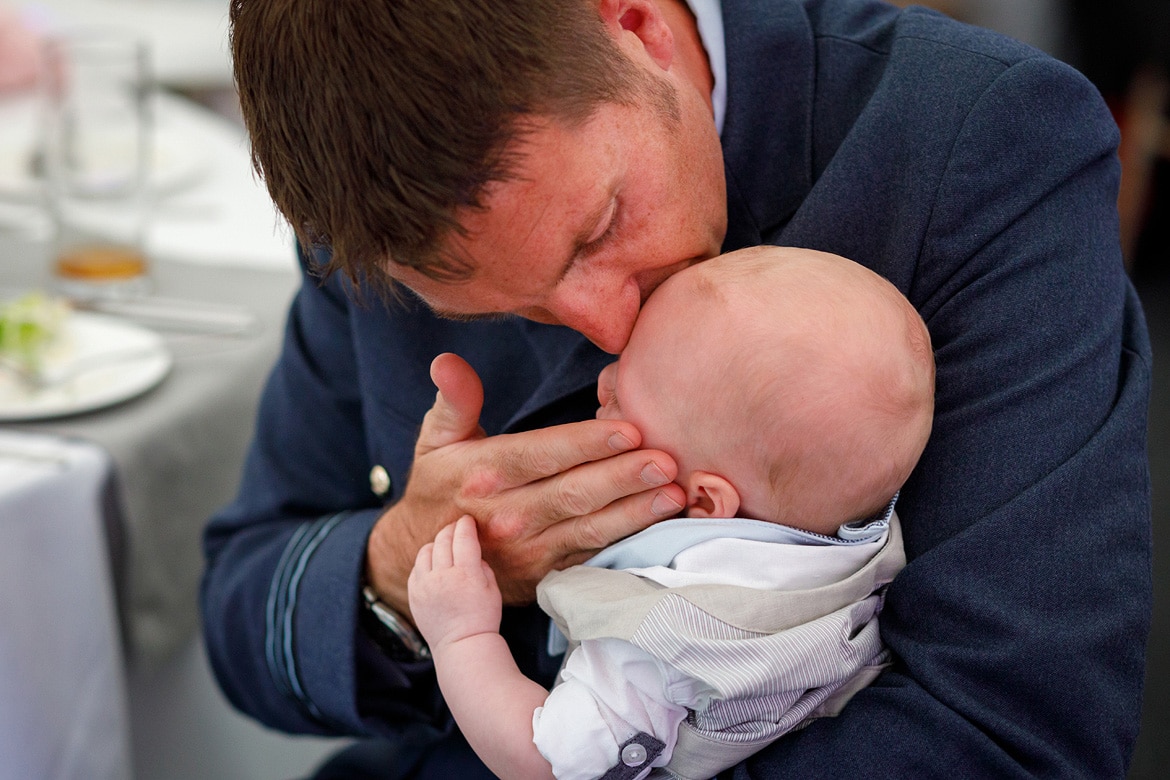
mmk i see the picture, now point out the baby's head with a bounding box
[597,246,934,535]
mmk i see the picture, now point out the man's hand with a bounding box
[366,353,685,617]
[408,516,502,651]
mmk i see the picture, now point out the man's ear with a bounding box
[683,471,741,519]
[597,0,674,70]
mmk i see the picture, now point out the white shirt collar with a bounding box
[684,0,727,135]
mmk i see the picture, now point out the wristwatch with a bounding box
[360,585,431,662]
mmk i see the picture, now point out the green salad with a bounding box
[0,292,70,374]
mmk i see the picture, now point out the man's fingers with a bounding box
[475,452,686,607]
[416,353,486,455]
[471,419,643,496]
[532,449,681,526]
[546,480,686,560]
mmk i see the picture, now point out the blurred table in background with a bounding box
[1,85,297,666]
[0,81,338,778]
[0,89,292,271]
[2,247,299,664]
[18,0,234,90]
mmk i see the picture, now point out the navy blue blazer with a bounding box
[202,0,1152,776]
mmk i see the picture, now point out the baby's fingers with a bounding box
[451,515,483,566]
[413,541,434,573]
[431,521,457,568]
[480,560,498,589]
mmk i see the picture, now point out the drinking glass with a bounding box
[41,30,151,300]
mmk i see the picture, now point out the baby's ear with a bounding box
[683,471,741,519]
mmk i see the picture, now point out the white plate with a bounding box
[0,125,207,201]
[0,311,171,421]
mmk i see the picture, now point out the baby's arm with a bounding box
[533,637,691,779]
[407,515,554,780]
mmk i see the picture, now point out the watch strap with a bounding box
[361,585,431,662]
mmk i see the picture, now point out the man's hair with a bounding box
[229,0,656,286]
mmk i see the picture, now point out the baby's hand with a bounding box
[408,515,503,651]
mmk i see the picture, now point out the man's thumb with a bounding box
[416,352,486,453]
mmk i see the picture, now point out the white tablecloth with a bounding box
[0,430,131,780]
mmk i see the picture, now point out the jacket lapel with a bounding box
[503,321,614,431]
[720,0,815,249]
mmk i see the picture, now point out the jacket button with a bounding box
[369,465,391,496]
[621,743,647,767]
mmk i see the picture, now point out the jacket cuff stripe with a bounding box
[266,512,347,722]
[265,522,314,698]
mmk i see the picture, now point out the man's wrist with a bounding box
[366,504,421,616]
[360,583,431,662]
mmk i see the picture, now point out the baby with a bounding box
[408,245,935,779]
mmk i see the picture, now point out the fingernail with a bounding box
[640,462,668,486]
[609,432,635,451]
[651,491,683,516]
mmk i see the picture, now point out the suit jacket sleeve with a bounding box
[199,247,449,741]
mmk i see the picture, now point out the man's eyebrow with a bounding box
[395,278,507,322]
[430,309,512,324]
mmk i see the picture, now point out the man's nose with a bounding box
[557,305,636,354]
[539,281,640,353]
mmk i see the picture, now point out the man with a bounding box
[203,0,1152,777]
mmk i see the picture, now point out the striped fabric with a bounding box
[538,515,905,778]
[631,591,888,777]
[264,511,348,724]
